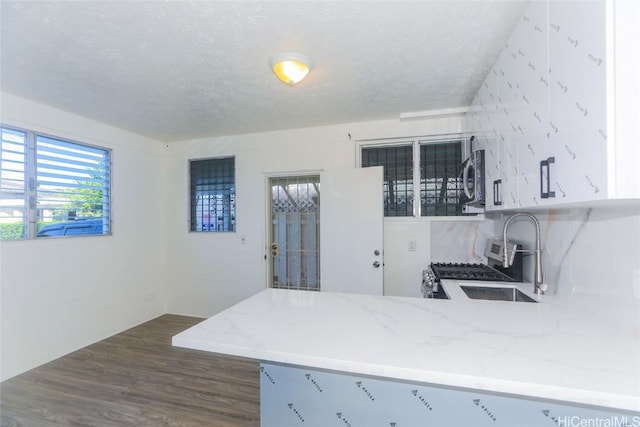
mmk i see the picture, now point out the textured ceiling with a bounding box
[0,1,529,143]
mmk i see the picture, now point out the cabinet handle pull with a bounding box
[540,157,556,199]
[493,179,502,206]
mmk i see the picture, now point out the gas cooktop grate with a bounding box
[430,262,515,282]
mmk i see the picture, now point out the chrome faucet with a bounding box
[502,213,548,297]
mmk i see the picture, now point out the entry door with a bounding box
[320,167,384,295]
[269,175,321,291]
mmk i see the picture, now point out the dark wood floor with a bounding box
[0,315,260,427]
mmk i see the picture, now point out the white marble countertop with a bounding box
[172,283,640,412]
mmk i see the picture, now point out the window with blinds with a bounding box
[360,137,467,217]
[36,135,111,231]
[0,127,27,239]
[190,157,236,232]
[0,125,111,239]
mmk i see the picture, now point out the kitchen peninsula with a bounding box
[172,286,639,425]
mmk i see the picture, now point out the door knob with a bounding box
[373,261,381,268]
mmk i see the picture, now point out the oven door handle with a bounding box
[462,158,473,199]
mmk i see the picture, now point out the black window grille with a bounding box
[362,144,413,217]
[420,141,463,216]
[190,157,236,232]
[361,138,466,217]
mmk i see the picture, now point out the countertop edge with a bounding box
[172,334,640,413]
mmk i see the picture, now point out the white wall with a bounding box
[2,93,637,380]
[164,117,464,315]
[0,93,465,378]
[0,93,167,381]
[383,220,431,297]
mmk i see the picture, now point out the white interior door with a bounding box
[320,167,383,295]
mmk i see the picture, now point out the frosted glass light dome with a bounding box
[269,52,312,85]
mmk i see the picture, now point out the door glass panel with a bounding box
[270,176,320,291]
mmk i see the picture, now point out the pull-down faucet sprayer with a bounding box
[502,213,548,297]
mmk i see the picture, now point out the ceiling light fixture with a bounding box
[269,52,312,85]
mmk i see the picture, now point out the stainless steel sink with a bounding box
[460,285,537,303]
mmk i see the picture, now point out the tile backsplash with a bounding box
[431,203,640,301]
[429,218,494,263]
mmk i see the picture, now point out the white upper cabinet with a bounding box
[464,0,639,210]
[546,0,608,204]
[498,0,549,210]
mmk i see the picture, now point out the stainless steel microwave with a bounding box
[461,149,485,207]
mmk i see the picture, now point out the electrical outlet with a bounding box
[408,240,417,252]
[241,235,247,244]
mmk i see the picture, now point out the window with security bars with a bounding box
[420,141,463,216]
[361,144,413,216]
[190,157,236,232]
[0,125,111,240]
[361,137,466,217]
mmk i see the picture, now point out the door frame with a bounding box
[263,170,323,290]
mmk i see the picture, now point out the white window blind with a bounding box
[36,135,111,225]
[0,127,27,239]
[0,125,111,239]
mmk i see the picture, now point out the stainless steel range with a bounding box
[422,239,523,298]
